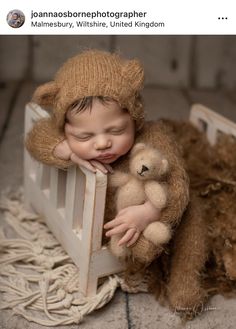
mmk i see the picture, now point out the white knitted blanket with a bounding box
[0,190,148,326]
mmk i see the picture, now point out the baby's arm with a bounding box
[104,122,190,247]
[54,140,113,174]
[54,141,113,174]
[25,118,72,169]
[104,200,161,246]
[25,118,112,174]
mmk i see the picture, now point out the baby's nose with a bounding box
[95,136,111,149]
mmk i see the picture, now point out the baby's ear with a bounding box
[131,143,146,156]
[32,81,59,111]
[122,59,144,91]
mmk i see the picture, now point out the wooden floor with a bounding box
[1,81,236,328]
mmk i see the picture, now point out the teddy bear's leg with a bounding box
[143,222,171,245]
[131,234,164,265]
[109,234,131,261]
[167,196,208,317]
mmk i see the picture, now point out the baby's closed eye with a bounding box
[73,134,93,141]
[109,128,126,135]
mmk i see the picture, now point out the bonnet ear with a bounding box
[131,143,146,156]
[122,59,144,92]
[32,81,59,111]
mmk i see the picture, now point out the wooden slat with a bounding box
[65,166,77,228]
[57,170,67,208]
[49,168,59,207]
[79,169,96,295]
[72,168,85,231]
[65,166,85,232]
[37,164,50,190]
[190,104,236,145]
[92,171,108,251]
[48,168,66,209]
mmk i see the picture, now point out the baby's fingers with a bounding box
[71,154,97,173]
[105,224,128,237]
[104,218,122,229]
[103,163,114,173]
[118,228,137,246]
[126,231,140,247]
[90,160,109,174]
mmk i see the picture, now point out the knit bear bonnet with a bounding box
[32,49,145,131]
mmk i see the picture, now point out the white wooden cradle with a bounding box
[24,102,236,296]
[24,103,124,297]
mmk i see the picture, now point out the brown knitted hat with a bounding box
[32,49,145,131]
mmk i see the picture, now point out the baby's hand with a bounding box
[104,202,161,247]
[53,140,113,174]
[71,154,113,174]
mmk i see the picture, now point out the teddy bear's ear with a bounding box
[160,159,169,176]
[32,81,59,111]
[131,143,146,156]
[122,59,144,91]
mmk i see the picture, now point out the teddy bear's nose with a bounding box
[141,165,149,173]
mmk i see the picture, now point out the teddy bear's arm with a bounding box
[108,171,130,187]
[144,181,167,209]
[25,117,73,169]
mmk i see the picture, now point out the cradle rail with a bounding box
[24,103,124,297]
[190,104,236,145]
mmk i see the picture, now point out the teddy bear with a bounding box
[108,142,172,261]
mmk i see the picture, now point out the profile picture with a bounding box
[7,9,25,28]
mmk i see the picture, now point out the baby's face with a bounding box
[65,99,135,164]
